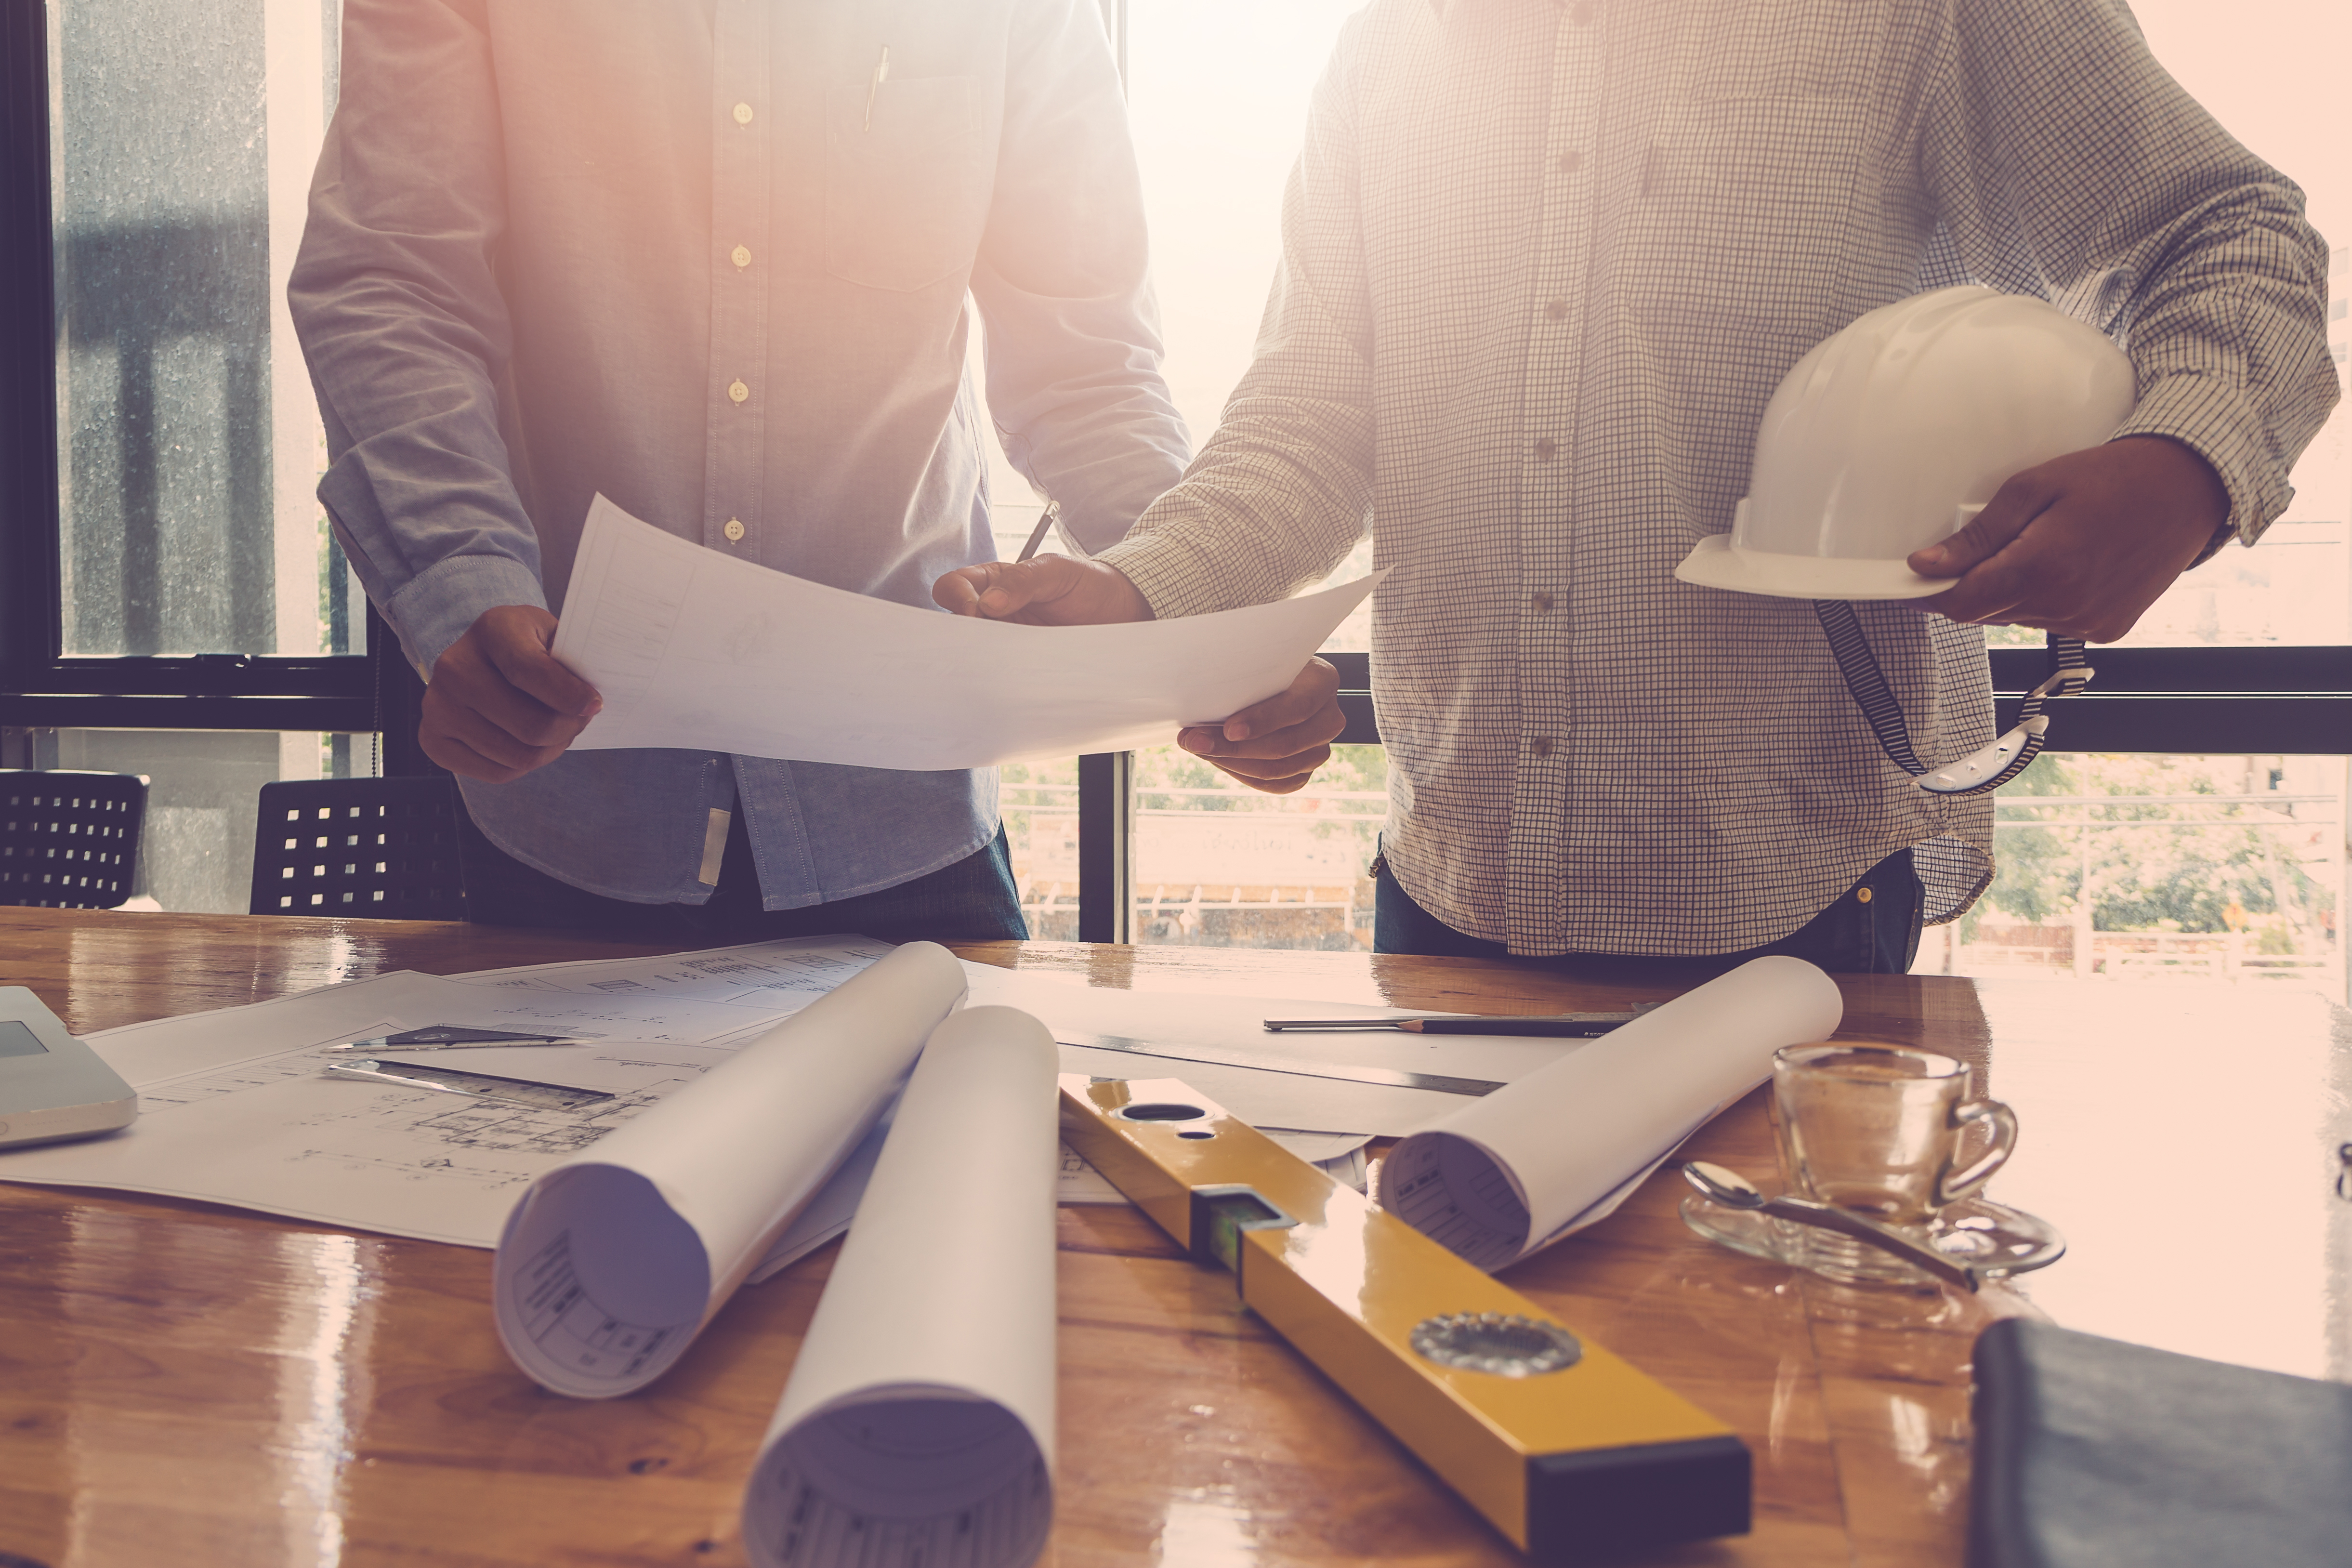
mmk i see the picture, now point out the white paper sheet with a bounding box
[549,495,1381,769]
[744,1006,1061,1568]
[493,942,969,1398]
[0,936,897,1246]
[1383,957,1845,1270]
[961,962,1588,1136]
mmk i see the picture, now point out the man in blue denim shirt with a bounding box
[291,0,1189,941]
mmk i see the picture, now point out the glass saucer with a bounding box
[1679,1191,2066,1286]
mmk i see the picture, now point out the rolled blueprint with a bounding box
[744,1005,1061,1568]
[493,940,967,1397]
[1385,955,1843,1270]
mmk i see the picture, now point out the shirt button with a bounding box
[1532,591,1555,612]
[723,518,746,542]
[728,379,750,404]
[1532,437,1559,461]
[732,102,754,125]
[731,244,752,268]
[1556,150,1582,173]
[1529,737,1555,759]
[1543,299,1569,321]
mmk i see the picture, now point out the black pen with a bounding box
[1262,1012,1637,1037]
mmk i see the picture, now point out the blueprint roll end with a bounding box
[1383,1130,1533,1271]
[746,1395,1052,1568]
[1524,1434,1753,1562]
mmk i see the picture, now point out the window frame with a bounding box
[0,0,372,736]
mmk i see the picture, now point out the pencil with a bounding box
[1396,1016,1631,1037]
[1262,1013,1636,1037]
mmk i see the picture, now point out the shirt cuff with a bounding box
[1092,527,1242,621]
[387,553,549,677]
[2109,372,2292,549]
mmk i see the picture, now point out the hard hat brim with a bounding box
[1674,535,1959,601]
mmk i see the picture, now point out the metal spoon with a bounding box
[1680,1160,1981,1292]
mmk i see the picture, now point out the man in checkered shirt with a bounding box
[942,0,2338,970]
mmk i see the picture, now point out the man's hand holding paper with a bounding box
[933,552,1351,794]
[421,605,605,783]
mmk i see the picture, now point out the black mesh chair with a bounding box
[250,776,466,919]
[0,770,149,909]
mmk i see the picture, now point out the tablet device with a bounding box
[0,985,136,1148]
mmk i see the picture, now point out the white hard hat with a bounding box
[1675,284,2137,601]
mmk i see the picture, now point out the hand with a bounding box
[419,605,603,782]
[1178,657,1346,795]
[1906,435,2229,642]
[932,553,1153,625]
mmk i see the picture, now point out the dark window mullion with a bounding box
[0,0,65,683]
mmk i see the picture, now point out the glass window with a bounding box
[1107,0,1370,949]
[1001,756,1081,941]
[1132,742,1382,950]
[1934,753,2345,1000]
[48,0,362,659]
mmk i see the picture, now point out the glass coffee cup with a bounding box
[1769,1043,2018,1284]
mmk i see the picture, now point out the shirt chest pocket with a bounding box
[825,74,989,293]
[1621,95,1869,329]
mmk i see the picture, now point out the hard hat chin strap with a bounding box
[1812,600,2094,798]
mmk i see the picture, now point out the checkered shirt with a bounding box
[1095,0,2339,957]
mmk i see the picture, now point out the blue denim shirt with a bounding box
[290,0,1188,907]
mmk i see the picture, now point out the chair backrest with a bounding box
[0,770,149,909]
[250,776,465,919]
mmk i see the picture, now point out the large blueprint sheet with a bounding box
[0,939,1376,1257]
[0,938,895,1249]
[549,496,1380,768]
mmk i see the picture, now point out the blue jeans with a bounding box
[459,804,1028,944]
[1374,848,1923,976]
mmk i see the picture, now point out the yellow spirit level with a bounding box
[1060,1074,1749,1563]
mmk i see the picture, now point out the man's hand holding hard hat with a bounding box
[1906,434,2230,643]
[1673,284,2229,644]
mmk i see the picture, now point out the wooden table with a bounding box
[0,908,2345,1568]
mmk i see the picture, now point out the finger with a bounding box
[932,565,991,616]
[449,670,596,751]
[421,729,530,785]
[930,559,1068,621]
[424,685,576,775]
[1908,472,2050,581]
[420,708,548,784]
[1199,659,1340,745]
[479,619,602,719]
[1208,746,1334,790]
[976,559,1072,620]
[1179,698,1347,761]
[1910,485,2062,627]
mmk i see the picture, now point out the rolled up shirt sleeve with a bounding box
[288,0,544,676]
[1921,0,2339,546]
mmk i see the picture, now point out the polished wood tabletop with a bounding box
[0,907,2345,1568]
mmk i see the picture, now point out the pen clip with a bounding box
[863,44,891,132]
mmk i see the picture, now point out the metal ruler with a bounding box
[1056,1031,1506,1097]
[323,1058,613,1113]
